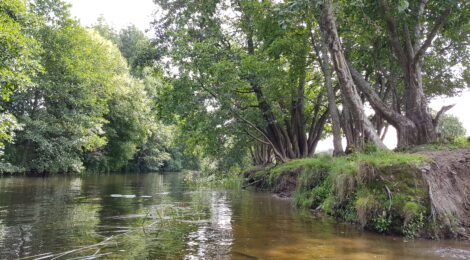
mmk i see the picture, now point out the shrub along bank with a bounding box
[243,147,470,239]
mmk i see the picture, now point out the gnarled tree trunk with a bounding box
[378,0,453,146]
[315,25,344,155]
[319,0,387,150]
[250,144,274,166]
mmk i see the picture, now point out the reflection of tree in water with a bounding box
[185,191,233,259]
[91,174,144,235]
[2,174,470,259]
[0,177,101,259]
[165,172,187,201]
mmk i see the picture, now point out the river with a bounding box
[0,173,470,259]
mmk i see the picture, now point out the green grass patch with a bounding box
[249,149,431,237]
[403,137,470,153]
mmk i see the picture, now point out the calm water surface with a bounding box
[1,173,470,259]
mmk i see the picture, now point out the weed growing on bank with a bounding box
[246,149,431,238]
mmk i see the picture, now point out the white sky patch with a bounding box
[64,0,156,34]
[317,90,470,152]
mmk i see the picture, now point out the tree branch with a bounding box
[379,0,408,67]
[234,89,255,94]
[414,8,452,63]
[347,62,413,128]
[403,23,415,58]
[412,0,429,51]
[433,104,455,127]
[244,130,270,145]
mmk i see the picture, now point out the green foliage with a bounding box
[438,114,466,140]
[252,149,430,237]
[2,2,127,173]
[403,212,425,239]
[0,113,19,149]
[152,0,330,167]
[0,0,41,100]
[92,20,160,76]
[91,19,195,173]
[0,0,40,154]
[85,74,151,172]
[338,0,469,98]
[0,0,192,174]
[372,216,392,233]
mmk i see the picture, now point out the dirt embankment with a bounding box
[243,148,470,239]
[417,149,470,238]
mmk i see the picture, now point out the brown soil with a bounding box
[243,148,470,238]
[417,148,470,238]
[271,167,303,197]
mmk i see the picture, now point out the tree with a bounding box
[92,21,191,172]
[153,0,330,163]
[86,74,151,172]
[93,21,160,76]
[0,0,40,100]
[317,0,468,147]
[0,0,40,153]
[318,0,387,149]
[437,114,466,140]
[314,26,344,155]
[2,0,128,173]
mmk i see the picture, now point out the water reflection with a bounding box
[0,173,469,259]
[186,192,233,259]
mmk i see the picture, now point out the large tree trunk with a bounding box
[378,0,453,146]
[319,0,387,150]
[403,62,437,145]
[341,101,361,152]
[317,22,343,155]
[348,63,419,148]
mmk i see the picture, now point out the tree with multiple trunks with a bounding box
[152,0,468,166]
[315,0,468,148]
[153,0,332,163]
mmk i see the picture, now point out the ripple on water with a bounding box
[435,247,470,259]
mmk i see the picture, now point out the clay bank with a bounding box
[243,147,470,240]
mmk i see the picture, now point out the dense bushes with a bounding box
[0,0,198,174]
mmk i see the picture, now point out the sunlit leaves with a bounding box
[437,113,466,140]
[397,0,409,13]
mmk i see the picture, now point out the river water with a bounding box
[1,173,470,260]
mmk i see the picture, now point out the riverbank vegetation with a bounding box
[151,0,468,170]
[2,0,468,173]
[244,145,470,239]
[0,0,198,174]
[1,0,469,238]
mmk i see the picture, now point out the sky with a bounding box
[64,0,156,34]
[64,0,470,151]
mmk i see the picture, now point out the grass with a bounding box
[184,169,243,189]
[402,137,470,153]
[248,148,431,237]
[268,149,427,183]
